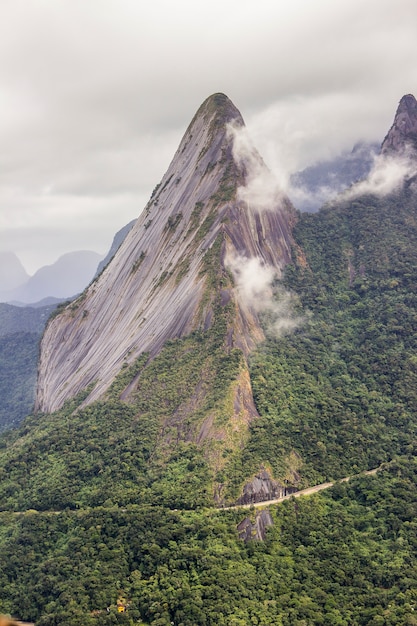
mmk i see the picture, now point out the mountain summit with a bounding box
[381,93,417,155]
[36,94,295,419]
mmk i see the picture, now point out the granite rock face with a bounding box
[236,468,298,506]
[237,509,274,541]
[381,94,417,156]
[36,93,295,413]
[95,220,136,278]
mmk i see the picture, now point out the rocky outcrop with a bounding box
[237,509,274,541]
[36,93,295,414]
[381,94,417,156]
[236,468,298,506]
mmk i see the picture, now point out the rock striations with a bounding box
[36,93,295,414]
[381,93,417,156]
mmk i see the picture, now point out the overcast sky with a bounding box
[1,0,416,274]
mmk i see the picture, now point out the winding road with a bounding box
[225,467,381,510]
[0,468,384,517]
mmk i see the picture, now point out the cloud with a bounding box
[289,184,340,213]
[228,122,288,212]
[226,253,303,337]
[0,0,416,271]
[342,151,417,199]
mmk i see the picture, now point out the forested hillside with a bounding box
[0,177,417,624]
[1,89,417,623]
[238,180,417,487]
[0,458,417,625]
[0,303,57,431]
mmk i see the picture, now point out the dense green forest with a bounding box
[1,180,417,623]
[1,459,417,625]
[234,183,417,486]
[0,303,57,431]
[0,332,40,432]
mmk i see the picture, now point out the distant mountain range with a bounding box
[290,141,379,212]
[0,250,104,305]
[0,223,136,429]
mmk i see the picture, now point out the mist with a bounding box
[1,0,416,271]
[229,122,288,213]
[344,151,417,199]
[226,253,303,337]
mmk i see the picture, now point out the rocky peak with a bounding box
[189,92,245,131]
[36,93,295,413]
[381,93,417,155]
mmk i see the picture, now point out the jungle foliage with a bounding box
[233,182,417,486]
[0,332,40,432]
[0,302,57,431]
[1,182,417,623]
[1,459,417,625]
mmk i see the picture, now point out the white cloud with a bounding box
[0,0,416,271]
[229,122,287,211]
[226,253,303,337]
[343,152,417,199]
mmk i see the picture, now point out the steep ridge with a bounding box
[381,93,417,155]
[36,94,295,414]
[95,219,136,277]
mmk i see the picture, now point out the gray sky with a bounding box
[1,0,416,274]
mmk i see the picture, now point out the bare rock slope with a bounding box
[36,94,295,413]
[381,93,417,155]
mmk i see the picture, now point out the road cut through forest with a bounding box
[225,466,382,510]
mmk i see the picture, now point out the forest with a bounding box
[1,459,417,625]
[1,179,417,624]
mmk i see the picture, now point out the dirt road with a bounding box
[226,467,382,510]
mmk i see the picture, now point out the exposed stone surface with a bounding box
[381,94,417,155]
[237,509,274,541]
[95,220,136,277]
[36,93,295,413]
[236,468,298,506]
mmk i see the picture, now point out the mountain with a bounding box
[0,235,132,431]
[381,93,417,155]
[290,141,379,211]
[95,219,136,277]
[4,250,104,305]
[290,95,417,213]
[0,250,103,430]
[0,252,29,293]
[1,93,417,625]
[36,93,295,424]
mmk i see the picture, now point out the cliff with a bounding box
[381,93,417,155]
[36,93,295,415]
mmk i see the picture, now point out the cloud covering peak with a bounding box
[0,0,416,271]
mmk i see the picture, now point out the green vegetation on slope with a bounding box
[1,183,417,623]
[0,332,40,432]
[1,458,417,625]
[225,183,417,488]
[0,331,241,513]
[0,302,57,431]
[0,236,247,513]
